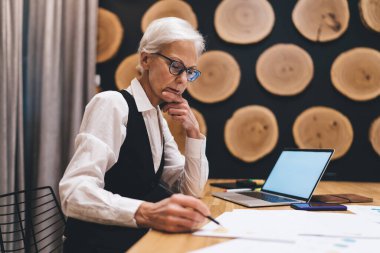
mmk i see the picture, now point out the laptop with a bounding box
[212,148,334,207]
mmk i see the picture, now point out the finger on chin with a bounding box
[162,91,182,103]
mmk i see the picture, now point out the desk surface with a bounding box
[128,180,380,253]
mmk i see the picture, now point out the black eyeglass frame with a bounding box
[153,52,201,82]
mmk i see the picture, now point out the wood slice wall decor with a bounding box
[141,0,198,33]
[331,47,380,101]
[214,0,275,44]
[293,106,353,160]
[97,8,124,63]
[187,50,240,103]
[256,43,314,96]
[225,105,278,163]
[98,1,380,181]
[369,116,380,156]
[115,53,141,90]
[359,0,380,33]
[292,0,350,42]
[163,108,207,154]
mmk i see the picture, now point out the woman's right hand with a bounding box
[134,194,210,232]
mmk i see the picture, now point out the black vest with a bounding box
[64,90,168,253]
[104,90,165,201]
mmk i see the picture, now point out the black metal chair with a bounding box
[0,186,66,252]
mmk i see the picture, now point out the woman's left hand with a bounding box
[161,91,201,139]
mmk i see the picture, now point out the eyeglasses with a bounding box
[153,53,201,82]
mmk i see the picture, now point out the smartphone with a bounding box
[290,202,347,211]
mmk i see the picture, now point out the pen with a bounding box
[204,214,222,226]
[248,179,265,185]
[159,183,223,227]
[224,188,252,192]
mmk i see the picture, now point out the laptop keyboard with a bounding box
[238,191,295,203]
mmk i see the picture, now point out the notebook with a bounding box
[212,148,334,207]
[311,194,373,204]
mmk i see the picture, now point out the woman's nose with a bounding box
[176,71,188,85]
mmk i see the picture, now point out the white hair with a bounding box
[138,17,205,57]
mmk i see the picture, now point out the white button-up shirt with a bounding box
[59,79,209,227]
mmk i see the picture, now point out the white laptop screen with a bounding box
[262,150,333,199]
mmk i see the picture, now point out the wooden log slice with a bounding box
[97,8,124,63]
[214,0,275,44]
[163,108,207,154]
[115,53,141,90]
[369,116,380,156]
[256,43,314,96]
[187,50,240,103]
[225,105,278,162]
[141,0,198,33]
[359,0,380,33]
[293,106,353,159]
[292,0,350,42]
[331,47,380,101]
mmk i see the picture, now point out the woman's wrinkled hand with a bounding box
[134,194,210,232]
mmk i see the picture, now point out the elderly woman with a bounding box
[59,17,210,252]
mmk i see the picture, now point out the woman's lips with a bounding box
[164,87,181,95]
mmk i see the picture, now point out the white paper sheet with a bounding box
[193,211,296,242]
[348,205,380,224]
[193,210,380,241]
[189,237,380,253]
[189,239,293,253]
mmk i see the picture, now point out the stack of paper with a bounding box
[192,208,380,252]
[190,237,380,253]
[194,209,380,240]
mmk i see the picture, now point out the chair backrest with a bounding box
[0,186,66,253]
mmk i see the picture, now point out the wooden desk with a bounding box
[128,180,380,253]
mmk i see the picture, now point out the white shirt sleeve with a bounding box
[159,114,209,198]
[59,91,143,227]
[59,88,210,228]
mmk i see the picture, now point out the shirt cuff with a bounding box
[185,134,206,158]
[117,198,144,228]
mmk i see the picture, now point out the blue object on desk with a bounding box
[290,202,347,211]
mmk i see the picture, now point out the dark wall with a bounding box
[98,0,380,181]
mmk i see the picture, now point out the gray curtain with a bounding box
[25,0,98,194]
[0,0,25,251]
[1,0,97,250]
[0,0,25,194]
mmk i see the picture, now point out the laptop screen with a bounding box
[262,149,333,200]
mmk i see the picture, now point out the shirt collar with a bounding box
[127,78,157,112]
